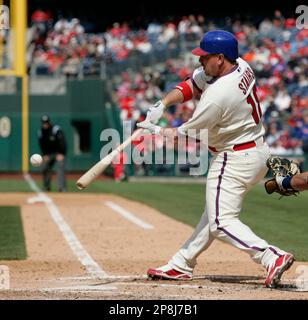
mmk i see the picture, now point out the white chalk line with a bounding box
[8,280,304,296]
[3,288,187,299]
[41,284,117,292]
[24,177,200,295]
[42,281,251,294]
[22,178,272,295]
[116,282,224,290]
[24,174,109,279]
[53,275,258,291]
[105,200,154,229]
[56,275,148,281]
[6,282,224,294]
[3,285,117,293]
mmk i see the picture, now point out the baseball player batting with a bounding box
[137,30,294,288]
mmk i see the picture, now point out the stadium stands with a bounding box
[27,9,308,174]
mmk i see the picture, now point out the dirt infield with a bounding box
[0,192,307,300]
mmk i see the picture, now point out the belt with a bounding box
[209,140,260,153]
[233,140,256,151]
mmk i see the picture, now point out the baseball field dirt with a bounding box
[0,192,307,300]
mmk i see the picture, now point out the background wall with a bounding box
[0,77,120,172]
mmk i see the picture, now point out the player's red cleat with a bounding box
[265,253,294,288]
[147,266,192,280]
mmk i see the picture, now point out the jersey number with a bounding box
[246,85,262,124]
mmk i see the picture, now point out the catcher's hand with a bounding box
[264,156,300,197]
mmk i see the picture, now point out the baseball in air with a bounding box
[30,154,43,167]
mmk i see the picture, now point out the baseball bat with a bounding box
[76,128,143,190]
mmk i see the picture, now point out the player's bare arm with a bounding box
[290,172,308,191]
[162,79,195,106]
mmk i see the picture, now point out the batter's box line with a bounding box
[56,275,148,282]
[1,285,117,294]
[57,274,264,285]
[57,274,290,290]
[90,281,262,293]
[40,284,118,292]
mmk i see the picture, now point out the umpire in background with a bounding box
[38,115,67,192]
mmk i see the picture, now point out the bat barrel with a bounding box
[76,129,143,190]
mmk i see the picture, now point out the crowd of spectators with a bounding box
[29,10,185,77]
[28,9,308,167]
[110,11,308,162]
[237,10,308,158]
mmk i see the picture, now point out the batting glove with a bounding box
[137,120,162,135]
[145,100,165,124]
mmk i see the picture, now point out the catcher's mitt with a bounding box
[264,156,300,197]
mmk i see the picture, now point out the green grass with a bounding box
[71,180,308,261]
[1,178,308,261]
[0,179,31,192]
[72,180,206,226]
[240,187,308,261]
[0,206,27,260]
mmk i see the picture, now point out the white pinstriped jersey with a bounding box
[179,58,265,150]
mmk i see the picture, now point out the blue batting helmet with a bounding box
[192,30,239,61]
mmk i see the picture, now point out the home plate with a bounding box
[275,281,308,292]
